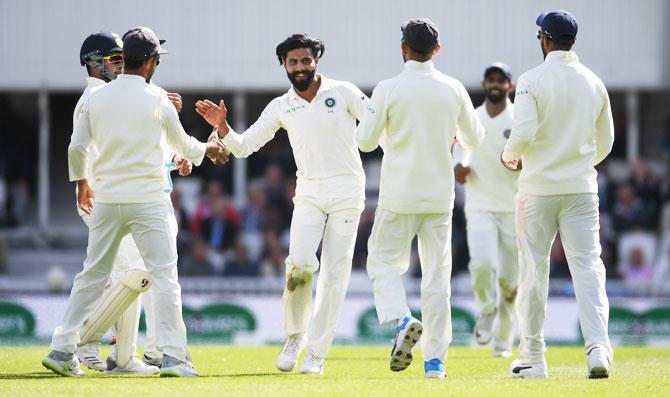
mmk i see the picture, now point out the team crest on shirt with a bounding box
[503,129,511,139]
[325,97,336,108]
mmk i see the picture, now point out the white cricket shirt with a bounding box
[222,76,369,201]
[502,51,614,196]
[453,101,518,213]
[68,74,206,203]
[357,60,485,214]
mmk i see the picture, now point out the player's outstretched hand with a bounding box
[168,93,183,113]
[77,179,94,215]
[196,99,227,129]
[205,141,230,165]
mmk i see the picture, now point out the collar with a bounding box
[544,50,579,63]
[404,60,435,72]
[86,76,106,88]
[117,73,148,83]
[288,74,333,100]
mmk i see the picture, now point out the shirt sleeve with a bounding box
[452,141,472,166]
[502,75,538,162]
[455,83,485,151]
[221,99,282,158]
[593,86,615,166]
[356,82,388,152]
[68,99,93,181]
[160,96,207,166]
[342,82,373,121]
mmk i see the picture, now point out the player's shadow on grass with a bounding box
[0,371,68,379]
[201,373,285,378]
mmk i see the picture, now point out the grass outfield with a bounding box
[0,346,668,396]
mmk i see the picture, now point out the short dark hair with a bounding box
[551,35,575,50]
[123,57,145,70]
[275,34,325,65]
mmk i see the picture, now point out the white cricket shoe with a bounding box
[276,333,306,372]
[586,346,610,379]
[299,350,324,375]
[509,358,548,379]
[160,354,198,377]
[42,350,85,377]
[474,310,496,345]
[75,342,106,371]
[105,358,160,375]
[143,353,163,368]
[390,315,423,372]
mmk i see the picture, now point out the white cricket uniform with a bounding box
[71,77,173,361]
[221,76,369,358]
[357,60,485,362]
[52,74,206,363]
[453,101,519,350]
[502,50,615,363]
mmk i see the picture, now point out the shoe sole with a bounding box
[588,367,609,379]
[511,370,548,379]
[425,371,446,379]
[390,321,423,372]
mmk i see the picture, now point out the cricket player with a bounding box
[42,27,228,377]
[453,63,519,358]
[502,10,614,379]
[72,31,191,375]
[357,19,485,379]
[195,34,370,375]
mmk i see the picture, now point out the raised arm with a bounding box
[196,98,282,158]
[160,96,224,166]
[455,83,485,151]
[356,83,388,152]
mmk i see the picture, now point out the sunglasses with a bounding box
[536,30,553,40]
[154,54,161,65]
[102,53,123,64]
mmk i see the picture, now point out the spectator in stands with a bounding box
[223,240,260,277]
[352,207,375,270]
[618,247,654,293]
[240,180,267,262]
[179,239,216,276]
[612,183,647,232]
[190,179,225,236]
[629,159,661,228]
[199,196,240,252]
[171,189,190,233]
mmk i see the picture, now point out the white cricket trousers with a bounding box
[51,198,189,362]
[79,211,160,360]
[466,209,518,350]
[515,192,612,363]
[283,195,362,358]
[366,208,453,362]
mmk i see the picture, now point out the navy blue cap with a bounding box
[122,27,168,61]
[536,10,578,42]
[484,62,512,82]
[80,31,123,66]
[401,18,439,53]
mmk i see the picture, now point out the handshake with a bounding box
[197,99,232,165]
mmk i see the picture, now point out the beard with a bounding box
[541,40,548,59]
[485,88,506,103]
[287,69,315,92]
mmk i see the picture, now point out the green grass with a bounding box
[0,345,668,396]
